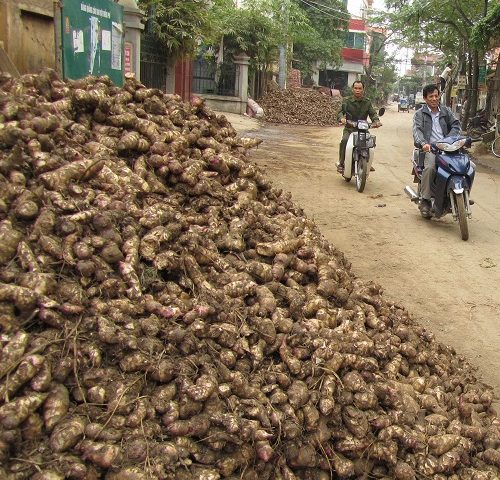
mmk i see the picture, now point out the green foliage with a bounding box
[292,0,349,71]
[204,0,283,65]
[399,74,424,95]
[203,0,347,74]
[377,0,485,57]
[138,0,210,56]
[293,32,344,77]
[471,3,500,50]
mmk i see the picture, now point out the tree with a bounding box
[471,2,500,50]
[291,0,348,76]
[138,0,211,56]
[203,0,348,79]
[399,74,425,96]
[204,0,283,66]
[377,0,491,121]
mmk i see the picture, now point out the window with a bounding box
[345,32,365,50]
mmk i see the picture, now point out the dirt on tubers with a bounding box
[259,87,342,126]
[0,69,499,480]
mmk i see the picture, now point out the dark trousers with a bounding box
[440,77,446,92]
[339,129,352,166]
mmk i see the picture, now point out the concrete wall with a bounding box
[119,0,144,81]
[313,58,363,87]
[0,0,55,74]
[203,95,245,115]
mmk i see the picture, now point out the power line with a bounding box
[298,0,353,23]
[301,0,350,19]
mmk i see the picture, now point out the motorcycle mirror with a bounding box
[378,107,386,117]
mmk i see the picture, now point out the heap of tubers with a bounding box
[0,69,499,479]
[260,87,342,126]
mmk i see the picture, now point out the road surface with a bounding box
[225,104,500,394]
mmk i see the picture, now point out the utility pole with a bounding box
[278,0,289,89]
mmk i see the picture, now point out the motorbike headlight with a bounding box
[435,138,467,152]
[358,120,369,130]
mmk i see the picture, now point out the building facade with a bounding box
[311,0,378,91]
[0,0,56,74]
[313,17,369,90]
[0,0,143,81]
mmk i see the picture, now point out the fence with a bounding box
[250,68,269,100]
[192,57,239,97]
[140,32,168,90]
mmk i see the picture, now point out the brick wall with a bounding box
[288,68,301,88]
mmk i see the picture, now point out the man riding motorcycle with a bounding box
[412,83,461,216]
[337,80,381,174]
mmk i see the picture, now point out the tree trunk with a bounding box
[470,49,480,117]
[463,51,473,127]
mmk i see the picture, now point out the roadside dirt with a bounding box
[222,105,500,394]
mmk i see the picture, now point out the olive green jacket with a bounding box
[338,96,379,130]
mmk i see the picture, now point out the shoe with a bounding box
[337,164,344,174]
[370,166,375,172]
[419,199,431,216]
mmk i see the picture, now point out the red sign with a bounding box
[124,42,132,74]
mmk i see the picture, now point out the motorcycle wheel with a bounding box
[356,157,367,192]
[492,137,500,158]
[343,161,352,182]
[455,192,469,241]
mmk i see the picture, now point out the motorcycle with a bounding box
[466,109,493,134]
[404,135,480,241]
[342,107,385,193]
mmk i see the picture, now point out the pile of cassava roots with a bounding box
[260,87,342,126]
[0,69,499,480]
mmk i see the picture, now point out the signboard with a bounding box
[124,42,133,75]
[451,86,458,98]
[457,75,466,88]
[478,65,486,85]
[60,0,124,85]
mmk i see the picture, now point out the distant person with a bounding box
[439,63,453,93]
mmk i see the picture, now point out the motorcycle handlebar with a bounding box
[346,120,381,128]
[425,136,478,153]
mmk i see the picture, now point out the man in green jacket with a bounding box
[337,80,382,173]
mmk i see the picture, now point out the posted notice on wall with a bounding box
[111,22,122,70]
[101,30,111,51]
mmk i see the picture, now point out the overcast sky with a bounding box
[347,0,386,16]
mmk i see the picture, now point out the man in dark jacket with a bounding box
[412,83,461,215]
[337,80,381,173]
